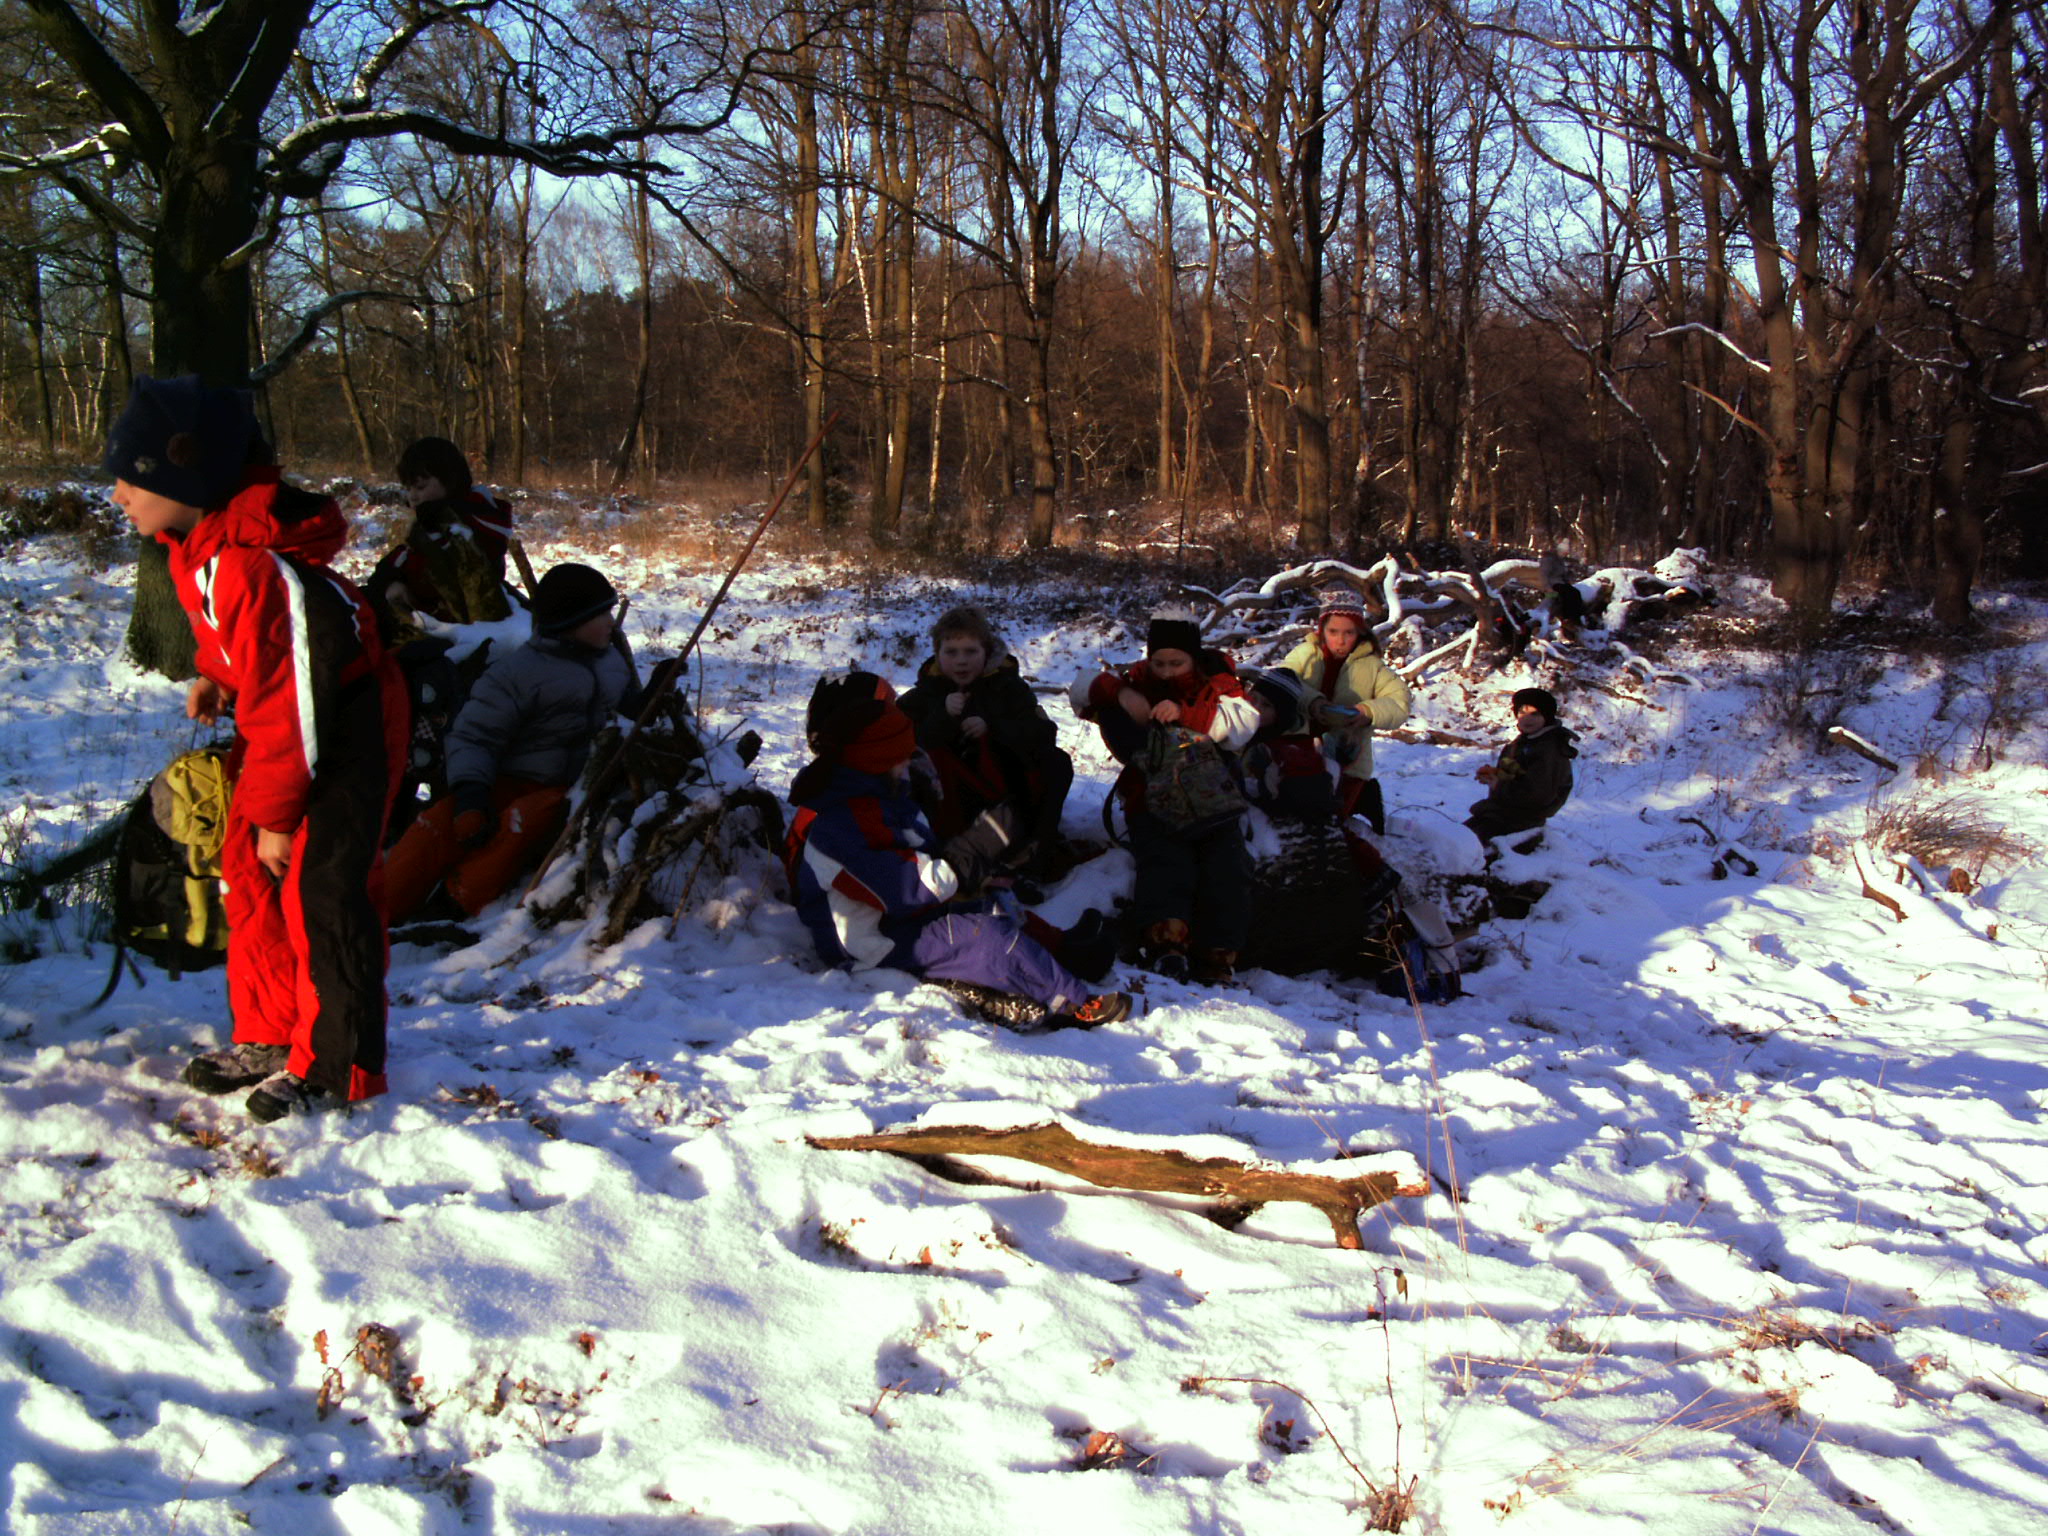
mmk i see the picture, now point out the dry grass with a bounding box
[1864,793,2038,881]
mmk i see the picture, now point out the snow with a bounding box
[4,507,2048,1534]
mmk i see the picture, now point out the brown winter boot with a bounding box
[1141,918,1191,981]
[1191,948,1238,987]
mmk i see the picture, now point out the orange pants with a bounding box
[382,778,569,922]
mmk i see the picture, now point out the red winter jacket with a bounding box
[1085,653,1252,737]
[162,470,395,834]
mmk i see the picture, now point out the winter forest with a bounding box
[2,0,2045,622]
[5,5,2048,1536]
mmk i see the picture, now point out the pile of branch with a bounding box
[533,702,783,946]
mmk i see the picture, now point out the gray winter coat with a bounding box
[445,635,638,790]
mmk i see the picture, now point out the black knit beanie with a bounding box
[1147,614,1203,658]
[1511,687,1560,721]
[532,563,617,636]
[103,376,257,509]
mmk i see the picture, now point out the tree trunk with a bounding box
[25,261,56,457]
[126,135,268,680]
[792,14,830,531]
[610,176,656,492]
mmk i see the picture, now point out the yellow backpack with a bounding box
[117,744,232,972]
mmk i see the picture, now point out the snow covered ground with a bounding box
[3,500,2047,1536]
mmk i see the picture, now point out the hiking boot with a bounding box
[1042,991,1134,1030]
[1358,863,1403,915]
[1191,948,1238,986]
[1072,991,1132,1026]
[181,1042,289,1096]
[246,1071,346,1125]
[1147,948,1189,982]
[1058,908,1118,982]
[1141,918,1190,980]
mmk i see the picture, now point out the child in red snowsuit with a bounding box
[107,377,408,1123]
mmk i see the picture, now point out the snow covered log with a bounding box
[809,1122,1426,1249]
[1176,546,1718,688]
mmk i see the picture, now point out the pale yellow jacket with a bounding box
[1278,638,1412,781]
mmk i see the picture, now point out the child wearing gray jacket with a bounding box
[382,563,649,921]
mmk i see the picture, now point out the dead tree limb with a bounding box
[1851,850,1908,923]
[1826,726,1900,775]
[809,1122,1425,1250]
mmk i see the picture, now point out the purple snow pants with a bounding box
[912,912,1089,1012]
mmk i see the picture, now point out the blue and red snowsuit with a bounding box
[784,760,1089,1010]
[161,471,408,1101]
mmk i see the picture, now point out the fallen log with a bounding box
[1380,725,1490,748]
[1826,725,1899,775]
[809,1122,1426,1249]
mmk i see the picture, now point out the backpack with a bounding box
[1138,725,1248,833]
[110,745,232,980]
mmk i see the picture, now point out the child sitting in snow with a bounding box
[786,673,1128,1030]
[1275,591,1411,835]
[1073,611,1260,984]
[368,435,517,633]
[897,604,1076,880]
[1466,687,1578,846]
[381,562,665,922]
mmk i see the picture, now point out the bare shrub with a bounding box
[1965,653,2046,771]
[1751,647,1886,741]
[1864,793,2038,881]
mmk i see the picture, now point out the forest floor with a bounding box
[2,486,2046,1536]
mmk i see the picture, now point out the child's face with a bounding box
[1320,614,1363,657]
[1148,648,1195,681]
[405,473,447,508]
[937,634,986,687]
[111,479,204,538]
[568,610,617,650]
[1514,703,1547,733]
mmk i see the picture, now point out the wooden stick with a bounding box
[518,411,839,904]
[1826,725,1899,775]
[507,537,539,599]
[810,1121,1425,1250]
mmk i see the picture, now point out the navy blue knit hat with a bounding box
[103,376,257,509]
[532,563,618,635]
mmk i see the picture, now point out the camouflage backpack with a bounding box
[1138,725,1247,833]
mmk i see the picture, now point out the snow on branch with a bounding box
[1649,322,1772,374]
[1174,545,1720,698]
[250,289,423,384]
[0,123,132,176]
